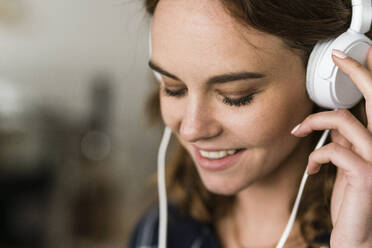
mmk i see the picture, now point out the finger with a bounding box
[292,109,372,162]
[330,129,352,149]
[332,48,372,100]
[307,143,368,179]
[307,143,368,187]
[332,48,372,132]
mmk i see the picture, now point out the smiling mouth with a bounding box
[199,148,246,160]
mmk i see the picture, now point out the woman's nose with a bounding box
[179,100,222,143]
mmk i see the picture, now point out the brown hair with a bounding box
[144,0,369,246]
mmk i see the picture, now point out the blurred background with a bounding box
[0,0,161,247]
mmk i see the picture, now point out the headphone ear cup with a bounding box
[306,40,333,106]
[306,31,370,109]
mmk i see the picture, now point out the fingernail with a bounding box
[291,124,301,135]
[332,49,347,59]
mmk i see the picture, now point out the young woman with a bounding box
[129,0,372,247]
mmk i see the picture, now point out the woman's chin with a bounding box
[200,175,242,196]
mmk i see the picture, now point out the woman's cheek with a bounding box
[226,96,294,147]
[228,114,283,146]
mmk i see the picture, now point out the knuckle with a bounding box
[303,114,316,128]
[303,114,313,123]
[308,150,320,164]
[345,58,364,74]
[334,109,353,122]
[326,143,342,157]
[308,151,316,160]
[350,59,363,70]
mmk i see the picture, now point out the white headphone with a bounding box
[306,0,371,109]
[149,1,372,247]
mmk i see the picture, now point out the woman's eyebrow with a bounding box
[148,60,265,84]
[148,60,179,80]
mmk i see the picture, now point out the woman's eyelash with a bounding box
[222,94,255,107]
[164,87,186,97]
[163,87,257,107]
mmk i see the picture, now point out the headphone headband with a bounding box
[350,0,372,33]
[149,20,163,83]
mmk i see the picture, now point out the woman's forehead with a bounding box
[151,0,292,79]
[154,0,235,28]
[152,0,286,47]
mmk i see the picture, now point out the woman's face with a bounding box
[150,0,315,195]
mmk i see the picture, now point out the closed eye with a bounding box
[222,94,256,107]
[163,87,259,107]
[163,87,186,97]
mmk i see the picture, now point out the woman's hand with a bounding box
[291,47,372,248]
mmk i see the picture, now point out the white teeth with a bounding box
[227,150,236,155]
[200,149,239,160]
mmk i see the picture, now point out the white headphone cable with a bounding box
[276,126,331,248]
[157,126,172,248]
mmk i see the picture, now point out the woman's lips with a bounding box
[193,147,246,171]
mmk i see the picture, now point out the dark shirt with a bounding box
[128,204,330,248]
